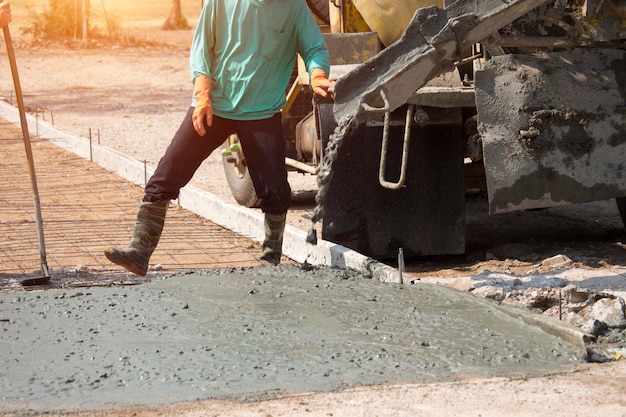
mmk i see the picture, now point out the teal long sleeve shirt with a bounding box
[189,0,330,121]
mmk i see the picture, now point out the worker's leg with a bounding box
[236,114,291,264]
[144,109,234,202]
[104,200,169,276]
[105,108,234,274]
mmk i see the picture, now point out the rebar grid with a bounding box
[0,119,264,291]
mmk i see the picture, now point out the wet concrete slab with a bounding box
[1,265,584,413]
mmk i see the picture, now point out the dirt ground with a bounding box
[1,18,626,417]
[3,362,625,417]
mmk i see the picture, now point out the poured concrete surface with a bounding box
[1,265,584,413]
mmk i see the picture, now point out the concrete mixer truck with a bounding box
[222,0,626,259]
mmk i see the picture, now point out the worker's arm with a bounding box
[189,0,215,135]
[310,68,334,99]
[192,75,213,136]
[295,0,334,98]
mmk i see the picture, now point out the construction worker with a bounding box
[0,1,11,28]
[104,0,333,275]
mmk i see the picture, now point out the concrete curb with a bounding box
[0,100,403,283]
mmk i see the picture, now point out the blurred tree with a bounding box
[162,0,190,30]
[22,0,139,47]
[23,0,90,40]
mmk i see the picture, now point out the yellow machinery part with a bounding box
[329,0,371,34]
[351,0,444,46]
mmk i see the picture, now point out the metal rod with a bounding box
[285,157,319,175]
[89,128,93,162]
[454,52,482,67]
[496,35,577,48]
[3,25,50,279]
[398,247,405,284]
[378,104,414,190]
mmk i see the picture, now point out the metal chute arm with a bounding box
[332,0,549,129]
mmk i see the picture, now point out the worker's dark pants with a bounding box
[144,107,291,214]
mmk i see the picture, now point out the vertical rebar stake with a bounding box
[143,160,148,186]
[398,247,405,284]
[89,128,93,162]
[558,290,562,320]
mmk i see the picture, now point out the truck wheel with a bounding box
[222,137,261,208]
[306,0,329,24]
[616,197,626,228]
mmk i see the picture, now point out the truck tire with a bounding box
[222,138,261,208]
[306,0,329,24]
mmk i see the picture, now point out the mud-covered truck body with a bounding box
[224,0,625,260]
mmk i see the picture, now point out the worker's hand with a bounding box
[310,68,335,99]
[0,1,12,29]
[192,75,213,136]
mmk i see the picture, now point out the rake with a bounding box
[3,24,51,285]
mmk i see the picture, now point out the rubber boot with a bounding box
[260,212,287,265]
[104,200,168,276]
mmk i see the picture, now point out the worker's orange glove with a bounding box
[310,68,335,99]
[192,75,213,136]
